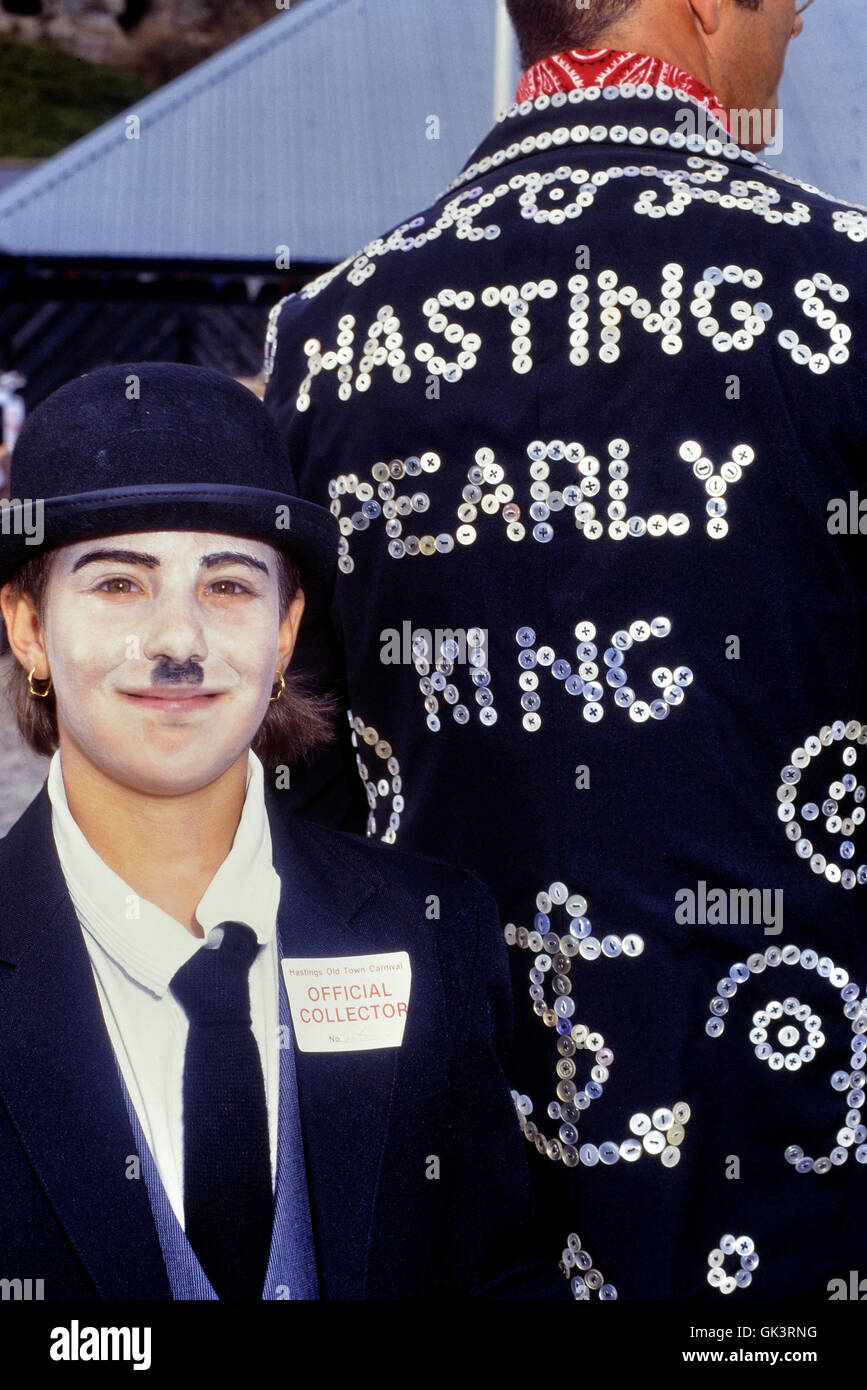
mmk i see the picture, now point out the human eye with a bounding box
[92,576,144,595]
[206,578,255,597]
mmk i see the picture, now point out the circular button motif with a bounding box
[707,1235,758,1294]
[776,720,865,888]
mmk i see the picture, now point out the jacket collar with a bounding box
[263,781,378,953]
[515,47,729,129]
[0,784,71,968]
[449,86,761,195]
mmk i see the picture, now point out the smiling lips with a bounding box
[122,690,221,698]
[120,690,224,710]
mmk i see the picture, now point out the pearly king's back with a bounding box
[265,84,867,1300]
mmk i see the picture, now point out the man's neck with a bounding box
[595,19,716,94]
[58,740,249,938]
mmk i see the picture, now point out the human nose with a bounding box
[141,586,208,666]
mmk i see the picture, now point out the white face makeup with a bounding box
[37,530,303,797]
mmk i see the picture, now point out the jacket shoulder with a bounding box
[0,782,51,872]
[273,798,492,908]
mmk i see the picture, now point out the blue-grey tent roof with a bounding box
[0,0,862,263]
[0,0,507,262]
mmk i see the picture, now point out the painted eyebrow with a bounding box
[71,548,270,578]
[199,551,270,578]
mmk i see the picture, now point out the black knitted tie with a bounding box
[169,922,273,1299]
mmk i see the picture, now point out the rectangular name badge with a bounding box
[281,952,412,1053]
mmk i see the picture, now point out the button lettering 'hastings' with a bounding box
[280,263,851,410]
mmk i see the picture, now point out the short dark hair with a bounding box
[1,545,334,769]
[506,0,640,66]
[506,0,762,69]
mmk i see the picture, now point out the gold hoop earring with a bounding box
[270,672,286,702]
[27,666,52,698]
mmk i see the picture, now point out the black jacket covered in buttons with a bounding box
[265,85,867,1299]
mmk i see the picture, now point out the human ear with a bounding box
[275,589,306,674]
[0,584,49,680]
[688,0,724,37]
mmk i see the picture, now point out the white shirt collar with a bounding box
[47,748,280,997]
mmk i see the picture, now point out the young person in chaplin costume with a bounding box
[0,362,564,1302]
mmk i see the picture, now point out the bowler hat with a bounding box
[0,362,338,596]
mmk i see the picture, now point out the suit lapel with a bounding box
[266,792,400,1300]
[0,788,171,1299]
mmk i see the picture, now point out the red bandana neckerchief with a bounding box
[516,48,730,131]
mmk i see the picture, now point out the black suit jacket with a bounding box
[0,782,564,1300]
